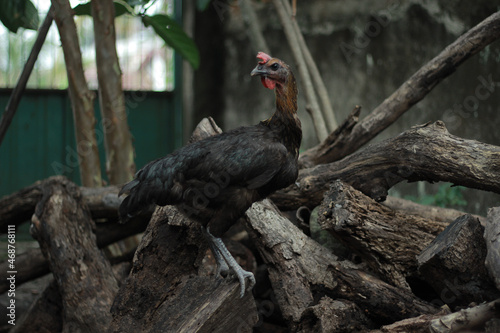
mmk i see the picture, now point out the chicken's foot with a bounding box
[203,227,256,298]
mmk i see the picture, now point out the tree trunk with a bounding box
[30,177,118,332]
[91,0,135,185]
[51,0,102,187]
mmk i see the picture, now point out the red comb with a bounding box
[256,52,272,64]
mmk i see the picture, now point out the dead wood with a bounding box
[429,299,500,333]
[296,297,374,333]
[30,176,118,332]
[298,106,361,168]
[485,207,500,290]
[0,179,123,231]
[272,121,500,211]
[0,248,48,294]
[383,196,485,225]
[245,199,438,329]
[318,180,448,290]
[109,205,259,333]
[0,199,148,294]
[298,11,500,166]
[417,214,500,308]
[11,279,62,333]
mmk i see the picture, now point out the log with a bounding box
[245,199,438,329]
[296,297,374,333]
[318,180,448,290]
[484,207,500,290]
[0,178,122,231]
[298,106,361,168]
[11,279,62,333]
[298,11,500,167]
[383,196,485,225]
[272,121,500,210]
[0,202,148,294]
[30,177,118,332]
[417,214,500,308]
[429,298,500,333]
[109,205,259,333]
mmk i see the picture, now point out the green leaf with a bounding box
[0,0,39,33]
[197,0,212,11]
[73,1,133,17]
[142,14,200,69]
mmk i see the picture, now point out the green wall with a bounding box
[0,89,182,197]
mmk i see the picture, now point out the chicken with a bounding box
[119,52,301,297]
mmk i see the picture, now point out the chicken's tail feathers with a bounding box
[118,179,142,224]
[119,179,140,197]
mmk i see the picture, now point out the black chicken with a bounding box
[119,52,302,297]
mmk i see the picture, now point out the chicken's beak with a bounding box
[251,65,267,77]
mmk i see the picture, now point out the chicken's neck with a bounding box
[263,74,302,156]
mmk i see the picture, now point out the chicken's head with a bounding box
[251,52,291,90]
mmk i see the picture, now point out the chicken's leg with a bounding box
[203,227,256,298]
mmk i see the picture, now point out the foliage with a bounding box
[0,0,39,33]
[405,183,467,208]
[73,0,200,69]
[0,0,200,70]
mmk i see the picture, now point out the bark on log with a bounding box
[417,214,500,308]
[485,207,500,290]
[298,106,361,168]
[0,179,122,231]
[272,121,500,211]
[296,297,374,333]
[11,279,62,333]
[109,205,259,333]
[0,197,148,294]
[30,177,118,332]
[318,180,448,290]
[383,196,485,225]
[429,299,500,333]
[298,11,500,166]
[245,199,438,329]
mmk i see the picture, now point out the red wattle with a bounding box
[261,77,276,90]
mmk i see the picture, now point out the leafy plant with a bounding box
[405,183,467,208]
[0,0,39,33]
[73,0,200,69]
[1,0,200,70]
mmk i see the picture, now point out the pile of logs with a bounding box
[1,118,500,333]
[2,10,500,333]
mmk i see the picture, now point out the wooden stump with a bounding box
[29,176,118,333]
[109,205,259,333]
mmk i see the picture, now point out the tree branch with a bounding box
[300,11,500,166]
[272,121,500,210]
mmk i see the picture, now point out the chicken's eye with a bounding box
[271,63,280,70]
